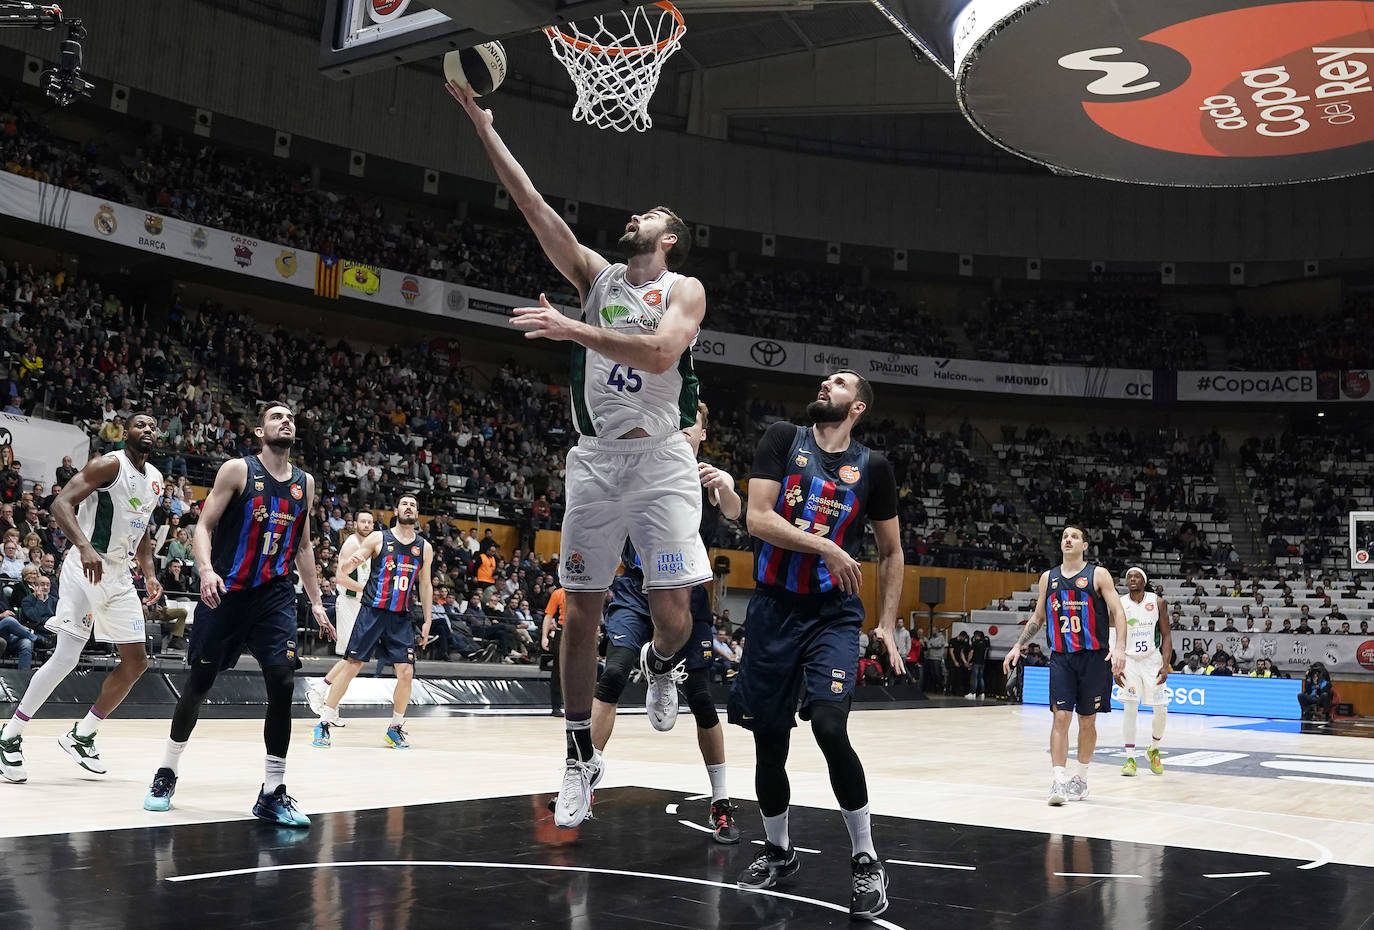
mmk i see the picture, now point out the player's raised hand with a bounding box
[874,625,906,677]
[821,541,862,594]
[445,79,493,129]
[200,568,226,608]
[1002,642,1022,675]
[511,294,579,341]
[313,603,337,642]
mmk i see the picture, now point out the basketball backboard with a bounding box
[320,0,637,78]
[1352,512,1374,570]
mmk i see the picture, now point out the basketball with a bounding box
[443,42,507,96]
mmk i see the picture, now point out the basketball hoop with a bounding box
[543,1,686,133]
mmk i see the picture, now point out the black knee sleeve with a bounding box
[169,661,220,743]
[262,664,295,759]
[683,668,719,730]
[809,698,868,810]
[753,728,792,817]
[593,645,638,705]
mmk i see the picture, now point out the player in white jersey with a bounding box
[305,510,374,722]
[451,80,710,829]
[1116,567,1172,776]
[0,413,163,783]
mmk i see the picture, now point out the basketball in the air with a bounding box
[443,42,507,96]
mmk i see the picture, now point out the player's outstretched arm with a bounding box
[294,475,335,640]
[446,81,606,298]
[512,277,706,374]
[50,453,120,586]
[1004,571,1049,674]
[193,457,248,608]
[872,516,906,676]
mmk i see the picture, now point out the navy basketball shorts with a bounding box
[188,578,300,672]
[1048,648,1114,716]
[345,604,417,666]
[728,585,863,732]
[604,576,715,672]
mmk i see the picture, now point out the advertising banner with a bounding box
[0,413,93,492]
[1178,369,1373,402]
[1022,665,1302,718]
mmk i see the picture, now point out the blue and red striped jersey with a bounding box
[1044,563,1111,653]
[211,456,309,593]
[362,528,426,613]
[751,423,896,595]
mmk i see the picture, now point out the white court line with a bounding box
[1054,872,1143,879]
[751,838,822,855]
[665,804,679,815]
[684,793,710,801]
[1278,775,1374,788]
[887,859,976,871]
[1204,871,1270,879]
[1275,754,1374,764]
[166,860,909,930]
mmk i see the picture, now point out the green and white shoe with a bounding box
[1121,757,1137,776]
[0,734,26,783]
[59,725,107,774]
[1146,747,1164,775]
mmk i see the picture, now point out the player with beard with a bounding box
[0,413,163,782]
[305,509,376,723]
[730,371,905,919]
[312,494,433,749]
[144,403,333,826]
[451,81,710,829]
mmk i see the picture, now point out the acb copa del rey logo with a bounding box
[953,0,1374,185]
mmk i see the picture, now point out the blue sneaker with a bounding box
[144,767,177,812]
[312,721,331,748]
[252,784,310,828]
[384,724,410,749]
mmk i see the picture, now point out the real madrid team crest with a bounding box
[94,204,117,236]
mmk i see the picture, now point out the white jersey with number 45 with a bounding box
[569,263,700,438]
[1121,592,1163,660]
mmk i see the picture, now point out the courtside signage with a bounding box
[1022,665,1301,718]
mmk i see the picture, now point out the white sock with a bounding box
[1052,765,1067,783]
[762,809,790,850]
[842,804,877,859]
[264,754,286,792]
[161,739,188,774]
[1122,701,1138,754]
[706,763,727,803]
[75,709,104,738]
[5,631,84,740]
[1073,759,1090,778]
[1151,705,1167,742]
[319,704,340,725]
[390,712,405,727]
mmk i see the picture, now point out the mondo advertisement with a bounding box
[885,0,1374,186]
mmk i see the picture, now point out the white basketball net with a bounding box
[544,2,686,133]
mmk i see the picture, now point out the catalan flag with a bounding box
[315,254,340,299]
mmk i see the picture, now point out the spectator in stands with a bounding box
[54,456,76,488]
[1281,619,1294,633]
[1296,617,1314,634]
[1319,619,1332,634]
[1221,617,1238,633]
[1206,654,1234,676]
[969,630,990,699]
[1234,636,1257,673]
[893,619,912,668]
[1182,654,1206,675]
[950,631,972,697]
[0,537,24,580]
[0,584,38,669]
[16,573,56,651]
[994,598,1010,611]
[1298,663,1334,721]
[1339,621,1352,635]
[1022,643,1048,667]
[923,627,947,693]
[166,527,192,565]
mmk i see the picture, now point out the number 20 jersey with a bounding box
[569,262,699,438]
[211,455,309,593]
[1044,563,1110,653]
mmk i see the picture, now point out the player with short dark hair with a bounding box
[143,403,334,826]
[313,493,433,749]
[306,509,377,722]
[729,372,905,919]
[1003,524,1127,805]
[0,413,163,782]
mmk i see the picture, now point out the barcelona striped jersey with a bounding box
[362,527,426,613]
[211,455,309,593]
[1044,562,1111,653]
[750,423,897,595]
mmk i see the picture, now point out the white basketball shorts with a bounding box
[48,553,146,645]
[1120,652,1167,706]
[559,431,711,592]
[335,593,362,657]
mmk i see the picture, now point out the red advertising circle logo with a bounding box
[1357,549,1370,564]
[989,625,999,636]
[372,0,406,15]
[1358,640,1374,670]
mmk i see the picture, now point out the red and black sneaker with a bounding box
[709,798,740,845]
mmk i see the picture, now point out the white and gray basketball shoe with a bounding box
[1067,775,1090,802]
[640,642,685,732]
[1048,779,1069,806]
[554,751,603,829]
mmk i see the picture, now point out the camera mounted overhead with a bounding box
[0,3,92,106]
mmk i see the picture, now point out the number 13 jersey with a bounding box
[212,455,309,592]
[570,263,699,438]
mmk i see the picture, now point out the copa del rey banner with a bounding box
[1178,369,1374,403]
[0,171,1148,401]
